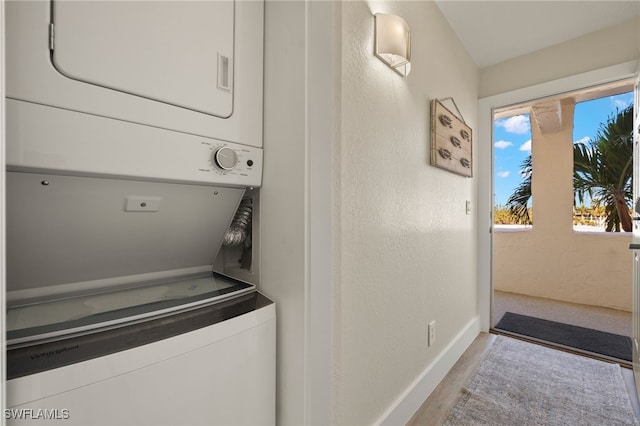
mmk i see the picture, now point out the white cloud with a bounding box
[574,136,590,145]
[496,115,530,134]
[613,99,630,109]
[494,140,513,149]
[497,171,510,178]
[520,169,532,178]
[519,140,532,152]
[611,94,632,110]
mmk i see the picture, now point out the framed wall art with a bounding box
[430,98,473,177]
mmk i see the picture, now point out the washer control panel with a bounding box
[213,146,239,171]
[6,100,263,188]
[197,140,262,186]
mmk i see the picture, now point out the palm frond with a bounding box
[505,155,532,224]
[572,105,633,232]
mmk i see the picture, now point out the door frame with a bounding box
[477,60,640,332]
[632,64,640,396]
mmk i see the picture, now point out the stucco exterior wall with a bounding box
[494,230,632,311]
[335,1,479,424]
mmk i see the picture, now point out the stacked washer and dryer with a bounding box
[4,1,274,425]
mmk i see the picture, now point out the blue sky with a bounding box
[493,92,634,207]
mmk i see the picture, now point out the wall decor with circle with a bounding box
[430,98,472,177]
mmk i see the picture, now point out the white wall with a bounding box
[263,6,639,420]
[261,2,307,423]
[261,1,333,424]
[480,17,640,98]
[334,1,479,424]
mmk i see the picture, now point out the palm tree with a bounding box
[504,105,634,232]
[574,105,634,231]
[505,155,532,225]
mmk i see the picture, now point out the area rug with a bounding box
[495,311,632,361]
[443,335,638,425]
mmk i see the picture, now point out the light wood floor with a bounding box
[407,333,496,425]
[407,332,640,426]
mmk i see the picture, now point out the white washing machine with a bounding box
[4,1,273,424]
[6,282,275,426]
[4,173,275,425]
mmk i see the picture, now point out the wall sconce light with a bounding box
[374,13,411,77]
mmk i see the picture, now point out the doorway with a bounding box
[479,75,636,364]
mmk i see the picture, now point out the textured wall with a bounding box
[494,231,632,310]
[334,1,479,424]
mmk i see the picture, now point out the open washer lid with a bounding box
[6,172,245,303]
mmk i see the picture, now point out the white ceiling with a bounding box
[434,1,640,68]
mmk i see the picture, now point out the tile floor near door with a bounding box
[492,290,632,337]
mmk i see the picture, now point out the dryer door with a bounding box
[51,1,234,118]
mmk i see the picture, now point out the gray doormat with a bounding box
[443,335,638,425]
[495,311,632,361]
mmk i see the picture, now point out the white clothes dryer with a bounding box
[6,0,264,149]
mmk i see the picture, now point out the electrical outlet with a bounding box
[428,321,436,346]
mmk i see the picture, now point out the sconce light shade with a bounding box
[374,13,411,76]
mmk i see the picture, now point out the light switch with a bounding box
[466,200,471,215]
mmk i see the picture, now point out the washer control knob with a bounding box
[213,146,238,171]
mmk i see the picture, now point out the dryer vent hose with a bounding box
[222,197,253,247]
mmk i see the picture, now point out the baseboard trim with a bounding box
[376,316,480,426]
